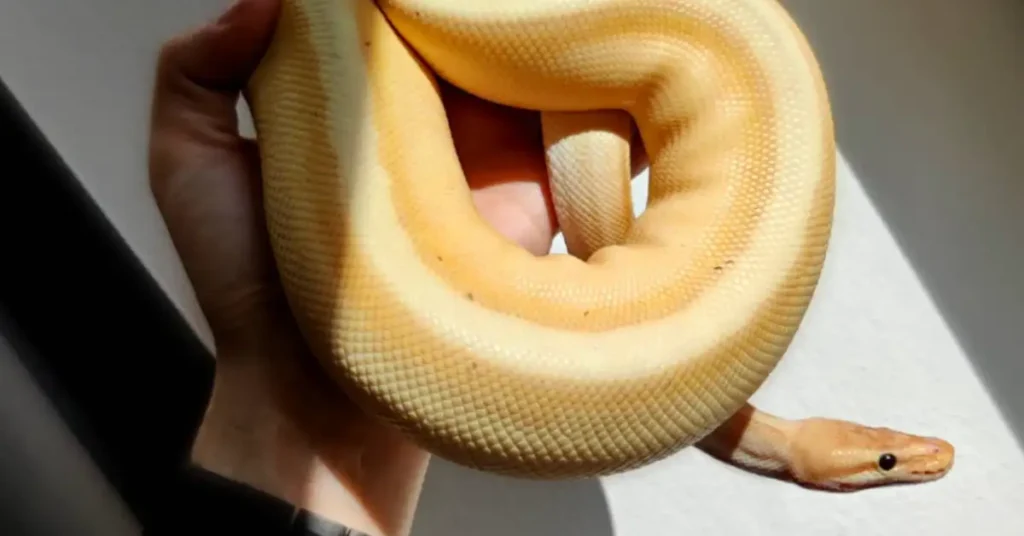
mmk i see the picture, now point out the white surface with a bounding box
[2,0,1022,534]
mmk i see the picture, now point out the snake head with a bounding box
[786,418,955,491]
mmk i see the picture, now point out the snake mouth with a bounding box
[910,464,953,479]
[800,460,954,492]
[903,459,954,482]
[913,444,955,479]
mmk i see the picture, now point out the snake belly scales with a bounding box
[245,0,955,489]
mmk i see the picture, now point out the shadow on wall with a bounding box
[410,459,614,536]
[781,0,1024,446]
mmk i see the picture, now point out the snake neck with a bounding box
[696,404,796,478]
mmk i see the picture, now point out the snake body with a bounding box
[247,0,955,487]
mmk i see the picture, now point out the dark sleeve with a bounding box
[0,79,375,536]
[149,465,373,536]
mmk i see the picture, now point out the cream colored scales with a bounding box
[246,0,954,488]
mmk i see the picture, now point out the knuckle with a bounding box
[154,34,189,81]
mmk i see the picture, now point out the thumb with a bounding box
[149,0,280,152]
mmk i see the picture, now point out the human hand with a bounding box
[147,0,560,534]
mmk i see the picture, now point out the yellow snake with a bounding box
[246,0,955,489]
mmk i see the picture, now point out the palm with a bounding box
[152,136,281,338]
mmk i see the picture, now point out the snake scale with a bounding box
[245,0,954,489]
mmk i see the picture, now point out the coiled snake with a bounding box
[246,0,954,489]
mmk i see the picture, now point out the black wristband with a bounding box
[150,465,370,536]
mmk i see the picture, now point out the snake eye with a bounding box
[878,453,897,471]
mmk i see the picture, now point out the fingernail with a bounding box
[216,0,247,23]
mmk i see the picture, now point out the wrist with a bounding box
[191,305,429,536]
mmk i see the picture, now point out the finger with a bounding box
[442,82,558,256]
[149,0,280,164]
